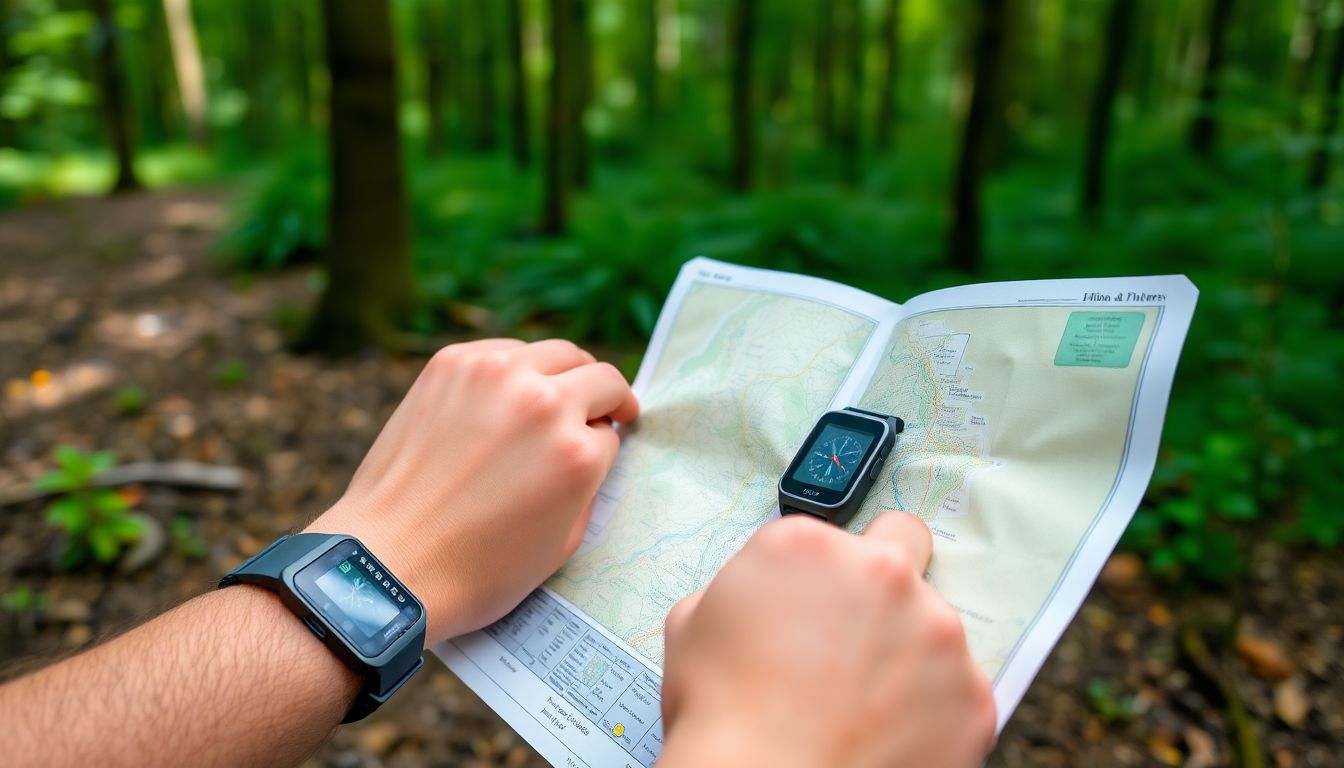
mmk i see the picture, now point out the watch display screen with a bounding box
[294,540,422,657]
[779,411,887,507]
[790,423,876,491]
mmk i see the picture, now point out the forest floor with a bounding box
[0,188,1339,767]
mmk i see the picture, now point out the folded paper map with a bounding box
[435,257,1198,767]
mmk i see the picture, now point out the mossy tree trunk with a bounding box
[874,0,900,151]
[1308,15,1344,189]
[947,0,1006,273]
[1080,0,1136,223]
[728,0,756,192]
[305,0,416,354]
[506,0,531,168]
[90,0,141,193]
[1189,0,1235,156]
[539,0,571,234]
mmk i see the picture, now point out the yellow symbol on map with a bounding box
[612,723,625,738]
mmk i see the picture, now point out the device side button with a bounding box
[303,616,326,640]
[869,456,885,480]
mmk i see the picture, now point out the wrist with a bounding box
[304,497,457,644]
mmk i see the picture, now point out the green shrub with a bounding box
[36,446,144,568]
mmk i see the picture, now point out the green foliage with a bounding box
[213,359,248,388]
[36,446,144,568]
[1086,677,1137,723]
[1,584,48,614]
[113,384,145,415]
[170,516,208,560]
[216,148,327,269]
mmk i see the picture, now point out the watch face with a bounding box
[293,539,422,658]
[796,423,875,490]
[780,410,887,507]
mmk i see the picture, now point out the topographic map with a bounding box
[852,306,1158,680]
[548,282,876,665]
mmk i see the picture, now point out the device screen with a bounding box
[791,423,876,491]
[295,540,422,657]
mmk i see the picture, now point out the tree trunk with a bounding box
[162,0,209,147]
[506,0,531,168]
[1287,0,1324,129]
[813,0,835,144]
[639,0,659,122]
[1308,16,1344,189]
[90,0,140,193]
[474,3,500,151]
[570,0,592,188]
[837,0,863,185]
[874,0,900,151]
[1189,0,1235,156]
[947,0,1007,273]
[289,3,314,128]
[728,0,756,192]
[306,0,416,354]
[539,0,571,235]
[423,0,447,156]
[1080,0,1136,223]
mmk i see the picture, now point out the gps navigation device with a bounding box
[219,532,426,722]
[779,407,903,526]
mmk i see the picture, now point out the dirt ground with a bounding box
[0,188,1339,767]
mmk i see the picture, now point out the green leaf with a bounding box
[1161,499,1206,528]
[90,489,129,516]
[44,497,89,533]
[88,450,117,476]
[1219,493,1259,521]
[88,526,121,564]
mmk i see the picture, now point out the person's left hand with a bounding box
[308,338,638,643]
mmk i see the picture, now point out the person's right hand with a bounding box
[309,338,638,644]
[658,513,996,768]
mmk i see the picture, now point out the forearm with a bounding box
[1,586,360,768]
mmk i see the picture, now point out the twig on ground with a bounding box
[0,462,247,507]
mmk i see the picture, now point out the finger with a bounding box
[554,362,640,424]
[664,590,704,646]
[563,420,621,556]
[862,511,934,573]
[512,339,596,375]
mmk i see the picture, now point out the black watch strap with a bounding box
[843,406,905,436]
[219,533,425,723]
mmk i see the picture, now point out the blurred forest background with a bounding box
[1,0,1342,766]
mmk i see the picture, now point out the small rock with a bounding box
[1235,632,1294,680]
[1273,676,1311,728]
[505,745,533,767]
[46,598,92,624]
[357,721,400,756]
[65,623,92,647]
[1100,552,1143,587]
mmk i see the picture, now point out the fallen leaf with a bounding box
[1183,726,1217,768]
[1273,676,1311,728]
[1101,552,1143,587]
[1146,733,1182,766]
[1235,632,1294,680]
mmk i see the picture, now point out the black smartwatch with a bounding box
[219,533,427,723]
[779,407,904,526]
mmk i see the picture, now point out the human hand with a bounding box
[309,339,638,644]
[658,513,996,768]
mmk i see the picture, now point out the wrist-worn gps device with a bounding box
[779,407,904,526]
[219,533,426,722]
